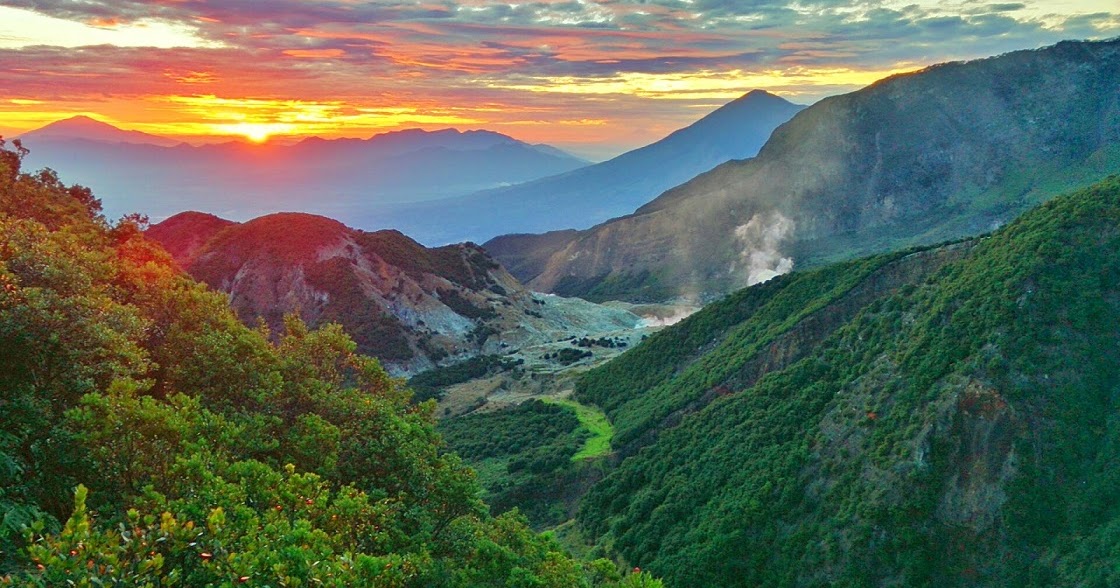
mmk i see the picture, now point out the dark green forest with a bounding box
[439,400,592,528]
[0,141,662,587]
[573,176,1120,586]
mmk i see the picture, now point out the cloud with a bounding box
[0,0,1116,153]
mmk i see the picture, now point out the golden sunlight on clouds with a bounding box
[486,65,921,100]
[283,49,347,59]
[0,6,221,50]
[164,71,217,84]
[134,95,484,140]
[0,0,1116,153]
[0,109,106,130]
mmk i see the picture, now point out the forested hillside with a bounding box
[574,176,1120,586]
[0,140,660,587]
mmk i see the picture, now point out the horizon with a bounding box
[1,2,1117,159]
[5,89,793,162]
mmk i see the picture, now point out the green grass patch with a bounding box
[542,397,614,460]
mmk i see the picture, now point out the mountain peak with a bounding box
[491,37,1120,302]
[53,114,107,126]
[20,115,181,147]
[724,89,798,108]
[30,115,120,134]
[661,88,805,147]
[146,211,238,267]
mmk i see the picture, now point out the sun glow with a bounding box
[141,95,484,141]
[213,122,295,143]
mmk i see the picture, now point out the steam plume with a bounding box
[734,212,795,286]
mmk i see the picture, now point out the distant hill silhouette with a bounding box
[17,115,182,147]
[20,125,588,223]
[366,90,804,244]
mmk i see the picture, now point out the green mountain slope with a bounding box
[493,38,1120,302]
[0,143,658,587]
[575,176,1120,586]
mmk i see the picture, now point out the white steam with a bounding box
[734,212,795,286]
[637,308,697,328]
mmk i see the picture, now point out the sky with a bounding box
[0,1,1117,159]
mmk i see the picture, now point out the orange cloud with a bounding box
[87,17,123,28]
[2,0,1115,155]
[164,70,216,84]
[283,48,346,59]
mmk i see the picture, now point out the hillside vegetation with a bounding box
[0,141,660,587]
[573,176,1120,586]
[438,400,591,528]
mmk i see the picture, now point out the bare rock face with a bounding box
[148,212,638,374]
[488,38,1120,303]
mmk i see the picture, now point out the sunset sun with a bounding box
[244,127,271,143]
[217,122,293,143]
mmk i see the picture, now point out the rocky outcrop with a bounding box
[149,212,638,374]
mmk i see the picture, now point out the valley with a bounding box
[5,26,1120,588]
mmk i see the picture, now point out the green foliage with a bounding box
[468,323,499,345]
[437,288,497,320]
[573,337,626,349]
[439,401,588,528]
[552,270,670,304]
[576,177,1120,586]
[0,143,653,587]
[577,252,903,448]
[441,400,583,461]
[551,348,593,366]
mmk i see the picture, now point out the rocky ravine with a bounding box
[148,211,640,375]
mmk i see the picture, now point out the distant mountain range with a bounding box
[147,211,637,375]
[359,90,804,244]
[14,91,803,247]
[19,120,588,223]
[486,38,1120,302]
[17,115,184,147]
